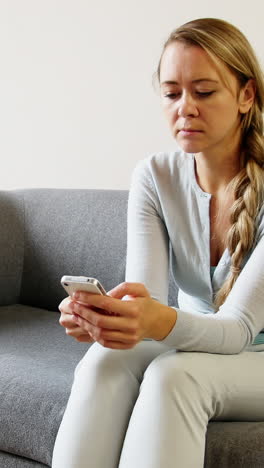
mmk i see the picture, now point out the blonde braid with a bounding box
[215,114,264,308]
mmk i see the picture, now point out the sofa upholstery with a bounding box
[0,188,264,467]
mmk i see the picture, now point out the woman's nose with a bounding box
[178,93,199,117]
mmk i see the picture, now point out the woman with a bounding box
[52,18,264,468]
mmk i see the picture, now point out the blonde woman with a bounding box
[52,18,264,468]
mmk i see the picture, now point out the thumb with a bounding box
[107,282,149,300]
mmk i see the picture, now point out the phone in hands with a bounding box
[60,275,117,315]
[61,276,107,297]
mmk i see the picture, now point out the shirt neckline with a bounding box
[190,153,212,198]
[189,153,229,268]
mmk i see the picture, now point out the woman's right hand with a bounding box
[58,296,94,343]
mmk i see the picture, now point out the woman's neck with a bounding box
[194,149,241,196]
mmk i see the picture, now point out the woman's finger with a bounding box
[97,329,139,345]
[76,334,95,343]
[58,296,73,314]
[74,314,139,344]
[72,290,146,318]
[107,282,149,299]
[72,303,139,331]
[72,282,149,308]
[65,323,94,341]
[67,329,94,343]
[96,340,136,350]
[59,312,80,329]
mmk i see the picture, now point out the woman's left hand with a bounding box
[71,282,177,349]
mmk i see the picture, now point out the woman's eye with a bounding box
[164,91,215,100]
[164,93,180,100]
[196,91,215,98]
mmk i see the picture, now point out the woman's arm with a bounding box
[126,159,264,354]
[105,230,264,353]
[161,233,264,354]
[125,158,171,304]
[72,223,264,353]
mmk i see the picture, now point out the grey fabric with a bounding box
[0,191,24,305]
[0,304,90,466]
[18,189,129,311]
[205,422,264,467]
[0,451,48,467]
[0,188,177,312]
[0,188,264,467]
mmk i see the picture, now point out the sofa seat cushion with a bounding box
[0,451,48,468]
[205,421,264,467]
[1,305,264,467]
[0,305,90,466]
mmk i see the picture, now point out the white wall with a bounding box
[1,0,263,190]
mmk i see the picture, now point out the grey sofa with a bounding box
[1,188,264,468]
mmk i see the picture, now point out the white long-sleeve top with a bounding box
[125,151,264,354]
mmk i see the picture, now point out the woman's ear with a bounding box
[239,79,256,114]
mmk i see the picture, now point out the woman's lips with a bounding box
[181,128,202,132]
[179,129,203,136]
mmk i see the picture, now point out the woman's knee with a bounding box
[141,351,212,403]
[73,341,156,395]
[74,340,167,384]
[74,343,133,383]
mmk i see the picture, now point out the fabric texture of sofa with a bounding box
[1,188,264,467]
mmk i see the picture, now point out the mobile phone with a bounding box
[61,276,107,297]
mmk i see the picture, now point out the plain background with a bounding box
[1,0,263,190]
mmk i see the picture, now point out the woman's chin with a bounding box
[175,133,208,154]
[176,142,204,154]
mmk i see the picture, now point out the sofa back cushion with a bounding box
[0,191,24,305]
[0,189,178,311]
[17,188,129,311]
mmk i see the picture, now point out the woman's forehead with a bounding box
[159,41,233,86]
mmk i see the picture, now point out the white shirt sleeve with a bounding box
[162,236,264,354]
[125,160,170,305]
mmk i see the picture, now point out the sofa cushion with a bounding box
[17,189,129,312]
[0,305,90,466]
[0,189,178,314]
[0,451,48,467]
[2,305,264,468]
[205,421,264,467]
[0,191,24,306]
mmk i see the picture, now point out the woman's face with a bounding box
[159,41,253,157]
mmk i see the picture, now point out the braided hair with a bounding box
[155,18,264,307]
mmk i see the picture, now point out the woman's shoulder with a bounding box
[132,150,192,183]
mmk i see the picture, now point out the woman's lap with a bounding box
[52,342,264,468]
[78,341,264,421]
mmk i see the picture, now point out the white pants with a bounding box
[52,341,264,468]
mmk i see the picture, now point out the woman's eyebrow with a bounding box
[161,79,219,86]
[192,78,219,84]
